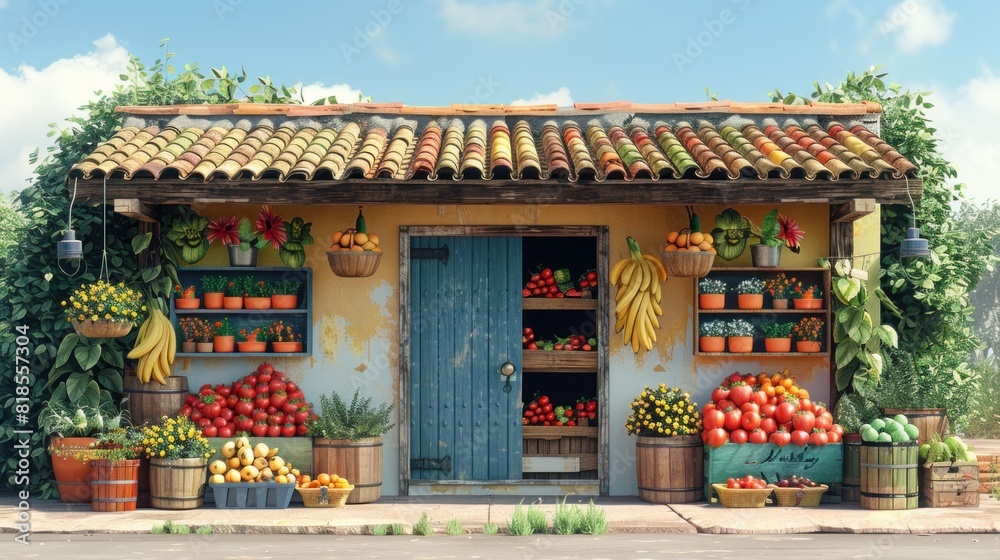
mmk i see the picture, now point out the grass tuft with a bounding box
[552,496,583,535]
[195,525,213,535]
[446,517,463,536]
[370,524,388,536]
[391,523,407,535]
[413,513,433,536]
[578,501,608,535]
[482,522,499,535]
[506,502,533,536]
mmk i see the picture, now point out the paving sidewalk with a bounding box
[2,494,998,535]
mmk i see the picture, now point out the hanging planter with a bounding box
[327,207,383,278]
[63,280,142,339]
[71,319,132,339]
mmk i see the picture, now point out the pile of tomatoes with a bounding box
[725,475,767,489]
[522,394,597,426]
[522,267,564,298]
[522,328,595,351]
[701,370,844,448]
[179,362,315,438]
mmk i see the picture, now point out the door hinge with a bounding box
[410,454,452,474]
[411,244,449,265]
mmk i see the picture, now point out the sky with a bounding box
[0,0,997,203]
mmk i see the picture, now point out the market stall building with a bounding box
[69,100,918,498]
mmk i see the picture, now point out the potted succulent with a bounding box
[698,319,727,353]
[710,208,804,266]
[726,318,756,353]
[625,384,703,503]
[173,284,200,309]
[81,426,145,512]
[764,272,797,309]
[244,279,273,310]
[793,316,824,353]
[698,278,727,309]
[791,283,823,309]
[761,321,794,352]
[61,280,144,339]
[308,388,394,504]
[200,275,228,309]
[734,278,765,310]
[142,415,214,509]
[213,318,236,353]
[269,320,303,353]
[271,279,302,309]
[237,327,269,353]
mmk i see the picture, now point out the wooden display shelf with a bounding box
[176,352,308,358]
[696,309,827,314]
[173,309,308,315]
[696,352,829,357]
[522,298,598,311]
[522,426,599,474]
[522,350,598,372]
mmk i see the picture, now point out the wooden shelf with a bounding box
[173,309,308,315]
[695,352,829,357]
[522,425,599,438]
[522,298,598,311]
[522,350,597,373]
[696,308,826,314]
[177,352,309,358]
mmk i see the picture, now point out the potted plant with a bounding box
[177,316,201,353]
[760,321,794,352]
[279,216,314,268]
[61,280,144,339]
[173,284,200,309]
[793,317,824,353]
[164,210,209,265]
[710,208,805,266]
[792,283,823,309]
[244,279,273,310]
[213,318,236,353]
[873,348,964,445]
[271,279,302,309]
[734,278,764,310]
[269,320,303,353]
[308,388,394,504]
[764,272,797,309]
[208,206,287,267]
[237,326,269,353]
[83,426,145,512]
[726,319,756,353]
[200,275,228,309]
[698,278,727,309]
[142,415,214,509]
[625,383,703,504]
[698,319,727,353]
[223,277,249,309]
[39,383,127,502]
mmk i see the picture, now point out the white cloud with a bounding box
[438,0,573,38]
[510,87,573,107]
[923,69,1000,205]
[298,82,366,105]
[0,34,128,195]
[879,0,956,52]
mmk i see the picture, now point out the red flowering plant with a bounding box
[173,284,196,299]
[791,282,823,299]
[206,205,287,252]
[792,317,824,342]
[268,320,300,342]
[178,317,214,343]
[711,208,806,260]
[238,327,269,343]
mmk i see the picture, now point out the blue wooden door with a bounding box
[410,236,522,481]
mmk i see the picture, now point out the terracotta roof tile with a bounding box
[72,102,914,184]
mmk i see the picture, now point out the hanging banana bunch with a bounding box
[610,236,667,353]
[127,301,175,385]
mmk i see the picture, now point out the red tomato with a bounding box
[724,409,742,431]
[716,399,735,412]
[748,428,768,444]
[701,430,710,444]
[740,411,761,431]
[217,426,234,438]
[538,395,551,406]
[701,402,717,417]
[809,430,829,446]
[740,402,760,414]
[203,401,222,420]
[545,412,556,422]
[730,429,748,444]
[814,405,828,418]
[792,410,816,433]
[760,417,778,435]
[760,403,776,418]
[255,395,271,410]
[189,409,203,423]
[706,428,728,448]
[282,402,299,415]
[703,410,725,431]
[541,268,553,279]
[542,403,553,414]
[775,402,796,424]
[226,394,239,409]
[236,416,254,432]
[237,383,255,400]
[750,390,767,407]
[293,410,309,425]
[243,374,258,387]
[814,415,833,432]
[729,384,752,407]
[827,431,842,443]
[219,408,234,421]
[798,398,813,412]
[742,374,758,387]
[779,421,794,433]
[523,410,534,418]
[790,429,810,446]
[829,424,845,437]
[528,402,539,410]
[769,430,791,447]
[179,405,193,417]
[201,425,218,437]
[727,372,743,384]
[212,416,227,428]
[522,417,529,425]
[185,394,199,407]
[266,424,281,437]
[198,384,213,397]
[270,391,288,409]
[297,424,309,436]
[269,379,287,394]
[215,385,231,399]
[281,423,296,437]
[727,478,740,489]
[252,410,268,423]
[711,386,730,403]
[522,289,532,298]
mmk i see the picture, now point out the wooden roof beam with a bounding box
[114,199,160,222]
[831,199,876,223]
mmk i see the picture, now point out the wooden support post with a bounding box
[829,205,857,409]
[832,199,875,223]
[114,199,159,222]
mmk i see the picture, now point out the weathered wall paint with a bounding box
[179,202,835,497]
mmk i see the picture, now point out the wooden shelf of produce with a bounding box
[522,298,598,311]
[522,426,598,476]
[695,351,830,357]
[522,350,598,373]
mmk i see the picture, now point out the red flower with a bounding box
[777,213,805,253]
[255,205,287,250]
[207,216,240,245]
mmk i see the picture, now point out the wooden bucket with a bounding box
[313,437,383,504]
[883,408,948,446]
[124,375,188,427]
[635,435,704,504]
[149,457,207,509]
[842,433,862,502]
[860,441,918,510]
[90,459,139,512]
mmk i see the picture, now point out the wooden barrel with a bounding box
[860,441,918,510]
[124,375,188,427]
[149,457,207,509]
[882,408,948,446]
[313,437,382,504]
[90,459,139,512]
[842,433,862,502]
[635,435,704,504]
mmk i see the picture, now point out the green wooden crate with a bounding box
[205,437,313,503]
[705,443,843,503]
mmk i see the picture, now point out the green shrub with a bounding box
[579,501,608,535]
[446,517,463,536]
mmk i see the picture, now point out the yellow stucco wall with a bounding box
[179,202,834,496]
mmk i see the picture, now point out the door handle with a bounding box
[500,361,515,393]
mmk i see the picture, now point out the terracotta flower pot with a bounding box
[237,341,267,352]
[244,297,272,310]
[737,294,764,310]
[699,293,725,309]
[174,298,200,309]
[213,335,235,352]
[271,294,299,309]
[793,298,822,309]
[764,338,792,352]
[796,341,821,353]
[727,336,754,353]
[50,436,97,502]
[196,342,214,353]
[181,341,197,353]
[772,298,789,309]
[223,296,243,309]
[203,292,224,309]
[699,336,725,353]
[272,341,301,353]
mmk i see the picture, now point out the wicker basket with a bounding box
[768,484,828,507]
[711,483,773,508]
[660,251,715,278]
[71,319,133,339]
[296,484,354,508]
[326,251,381,278]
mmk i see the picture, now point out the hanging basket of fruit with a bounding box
[660,208,716,278]
[326,207,383,278]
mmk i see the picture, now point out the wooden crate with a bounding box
[522,426,598,479]
[920,461,980,507]
[521,350,598,372]
[705,443,843,503]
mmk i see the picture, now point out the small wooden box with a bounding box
[705,443,843,503]
[522,426,598,479]
[920,461,980,507]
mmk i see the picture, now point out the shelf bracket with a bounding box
[411,244,449,265]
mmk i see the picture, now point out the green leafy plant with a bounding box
[526,503,548,534]
[578,501,609,535]
[412,513,432,536]
[727,318,756,338]
[246,279,273,298]
[791,283,822,299]
[194,525,213,534]
[963,353,1000,438]
[699,319,727,338]
[761,321,794,339]
[552,497,583,535]
[79,426,144,461]
[200,275,228,293]
[832,392,881,434]
[506,502,534,536]
[482,522,499,535]
[280,217,314,268]
[164,209,209,264]
[793,316,824,343]
[271,279,302,296]
[308,388,395,441]
[446,517,464,536]
[213,318,235,337]
[226,276,255,297]
[698,278,727,294]
[734,278,764,295]
[711,208,804,260]
[370,524,388,536]
[391,523,406,535]
[38,382,127,438]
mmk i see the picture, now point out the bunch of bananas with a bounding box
[127,307,175,384]
[610,236,667,353]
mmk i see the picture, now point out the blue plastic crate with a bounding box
[209,482,295,509]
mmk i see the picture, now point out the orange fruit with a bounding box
[774,385,785,396]
[771,373,783,386]
[689,232,704,246]
[798,389,809,398]
[309,480,321,488]
[316,473,331,486]
[331,474,340,482]
[764,385,775,398]
[664,244,678,252]
[300,474,311,485]
[780,378,793,389]
[666,231,679,244]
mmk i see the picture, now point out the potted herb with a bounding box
[308,388,394,504]
[710,208,804,265]
[244,279,273,310]
[761,321,794,352]
[279,216,314,268]
[223,277,251,309]
[792,317,824,353]
[271,279,302,309]
[698,319,727,353]
[82,426,144,512]
[200,275,228,309]
[213,318,236,353]
[61,280,144,338]
[873,348,963,445]
[792,283,823,309]
[173,284,199,309]
[764,272,797,309]
[726,318,756,353]
[698,278,727,309]
[269,320,302,353]
[142,415,214,509]
[734,278,764,310]
[625,384,703,503]
[237,327,268,353]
